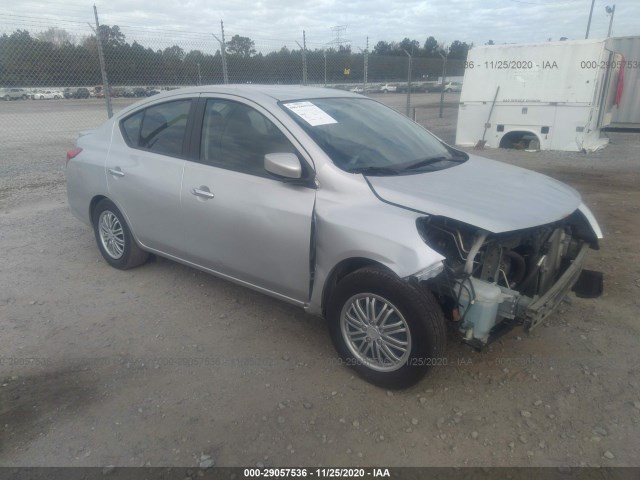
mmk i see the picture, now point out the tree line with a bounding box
[0,26,468,87]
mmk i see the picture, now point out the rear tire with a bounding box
[327,267,446,389]
[92,199,149,270]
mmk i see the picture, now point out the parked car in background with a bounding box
[64,87,90,99]
[444,82,462,93]
[65,85,603,389]
[73,87,91,99]
[133,87,147,97]
[1,87,29,100]
[95,88,120,99]
[145,88,161,96]
[426,82,463,93]
[32,90,63,100]
[378,83,397,93]
[395,83,427,93]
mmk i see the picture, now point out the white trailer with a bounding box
[455,37,639,152]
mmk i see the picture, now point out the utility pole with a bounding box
[439,51,447,118]
[403,49,412,117]
[295,33,308,86]
[330,25,348,49]
[363,36,369,94]
[323,50,327,87]
[585,0,596,38]
[89,5,112,118]
[303,31,308,85]
[212,21,229,84]
[606,5,616,37]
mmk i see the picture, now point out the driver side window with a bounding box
[200,99,297,177]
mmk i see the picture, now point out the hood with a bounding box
[366,155,581,233]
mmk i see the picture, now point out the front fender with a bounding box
[306,195,444,316]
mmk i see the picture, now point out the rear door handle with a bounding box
[108,167,125,177]
[191,187,215,199]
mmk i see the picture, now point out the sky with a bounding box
[0,0,638,51]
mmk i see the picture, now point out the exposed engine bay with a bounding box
[417,211,603,348]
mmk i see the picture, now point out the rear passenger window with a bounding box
[121,111,143,145]
[120,100,191,157]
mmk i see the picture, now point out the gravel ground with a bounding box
[1,94,639,467]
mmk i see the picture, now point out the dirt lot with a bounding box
[1,94,639,467]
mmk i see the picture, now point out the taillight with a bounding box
[66,147,83,165]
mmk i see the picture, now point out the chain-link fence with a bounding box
[0,11,465,161]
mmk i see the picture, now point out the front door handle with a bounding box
[108,167,125,177]
[191,187,215,199]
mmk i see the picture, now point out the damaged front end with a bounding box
[416,210,603,349]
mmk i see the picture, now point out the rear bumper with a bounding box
[524,242,601,331]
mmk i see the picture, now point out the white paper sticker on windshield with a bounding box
[284,101,337,126]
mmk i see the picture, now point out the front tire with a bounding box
[327,267,446,389]
[92,199,149,270]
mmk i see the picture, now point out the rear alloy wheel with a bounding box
[92,199,149,270]
[328,267,446,389]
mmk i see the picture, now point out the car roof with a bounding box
[156,84,358,102]
[114,84,363,120]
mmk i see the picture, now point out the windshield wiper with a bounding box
[400,155,465,172]
[347,166,401,176]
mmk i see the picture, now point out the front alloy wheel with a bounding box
[328,267,446,389]
[340,293,412,372]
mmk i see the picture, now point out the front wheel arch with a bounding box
[321,257,392,318]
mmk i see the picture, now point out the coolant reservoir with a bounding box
[456,277,503,343]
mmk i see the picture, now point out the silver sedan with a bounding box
[65,85,603,388]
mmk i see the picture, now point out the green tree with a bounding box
[423,36,438,56]
[373,41,392,55]
[448,40,470,59]
[399,38,420,54]
[226,35,256,57]
[36,27,74,47]
[98,25,126,49]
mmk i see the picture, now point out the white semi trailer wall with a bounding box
[455,38,635,152]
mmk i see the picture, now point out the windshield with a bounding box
[281,97,467,175]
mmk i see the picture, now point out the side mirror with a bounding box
[264,153,302,180]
